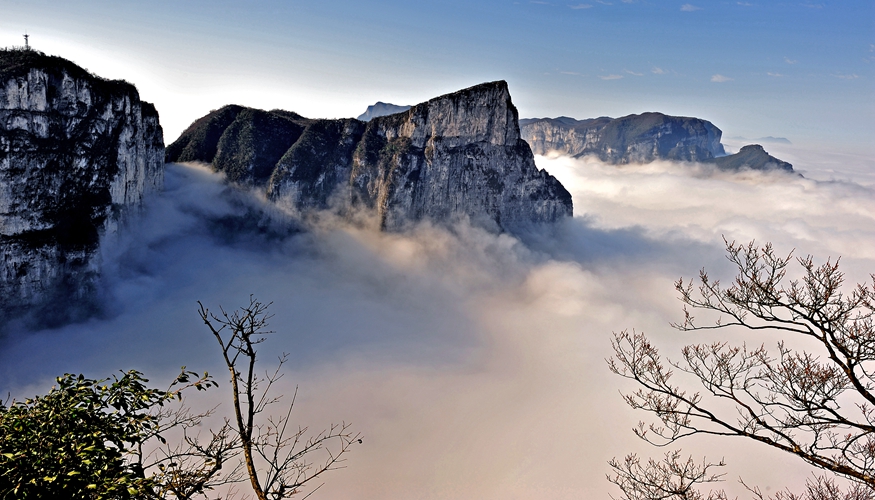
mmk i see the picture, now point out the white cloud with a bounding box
[569,3,593,8]
[785,56,798,64]
[5,149,875,500]
[767,72,784,77]
[711,74,732,82]
[624,69,644,76]
[561,70,581,75]
[651,66,668,74]
[833,73,860,79]
[680,4,702,11]
[599,74,624,80]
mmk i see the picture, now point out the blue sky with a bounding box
[1,0,873,151]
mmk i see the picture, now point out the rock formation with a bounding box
[0,49,164,325]
[167,81,572,231]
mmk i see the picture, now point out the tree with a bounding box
[0,368,225,499]
[198,297,360,500]
[1,297,357,499]
[608,240,875,499]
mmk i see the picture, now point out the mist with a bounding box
[2,148,874,498]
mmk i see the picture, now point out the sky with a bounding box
[1,0,873,154]
[2,1,875,499]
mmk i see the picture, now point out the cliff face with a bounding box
[0,49,164,324]
[520,112,725,163]
[168,81,572,231]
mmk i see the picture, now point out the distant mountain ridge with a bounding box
[520,114,793,172]
[520,113,725,163]
[356,102,411,121]
[167,81,572,232]
[704,144,792,172]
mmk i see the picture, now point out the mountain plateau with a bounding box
[520,114,793,172]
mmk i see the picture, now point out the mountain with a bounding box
[520,112,725,163]
[730,136,792,145]
[0,49,164,326]
[704,144,793,172]
[520,113,793,172]
[356,102,411,121]
[168,81,572,231]
[755,136,792,145]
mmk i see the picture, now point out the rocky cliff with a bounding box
[168,81,571,231]
[520,113,725,163]
[0,49,164,325]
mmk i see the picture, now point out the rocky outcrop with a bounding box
[0,49,164,325]
[520,113,725,163]
[357,102,411,122]
[704,144,793,172]
[168,81,572,232]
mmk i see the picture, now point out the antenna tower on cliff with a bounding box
[23,32,30,50]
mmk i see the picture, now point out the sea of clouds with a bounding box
[2,145,874,499]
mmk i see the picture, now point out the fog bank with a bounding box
[2,150,874,498]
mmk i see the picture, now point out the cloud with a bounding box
[599,74,624,80]
[4,148,875,500]
[560,70,581,75]
[785,56,798,64]
[737,1,754,5]
[680,4,702,11]
[624,69,644,76]
[767,72,784,77]
[711,74,733,82]
[833,73,860,79]
[569,3,593,8]
[651,66,668,74]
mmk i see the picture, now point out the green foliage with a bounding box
[213,109,307,185]
[0,369,215,499]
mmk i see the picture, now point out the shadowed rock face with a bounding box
[520,112,726,163]
[0,49,164,325]
[168,81,572,232]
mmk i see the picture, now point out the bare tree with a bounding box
[198,297,360,500]
[608,239,875,499]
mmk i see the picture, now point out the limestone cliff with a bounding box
[168,81,572,231]
[520,113,725,163]
[0,49,164,324]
